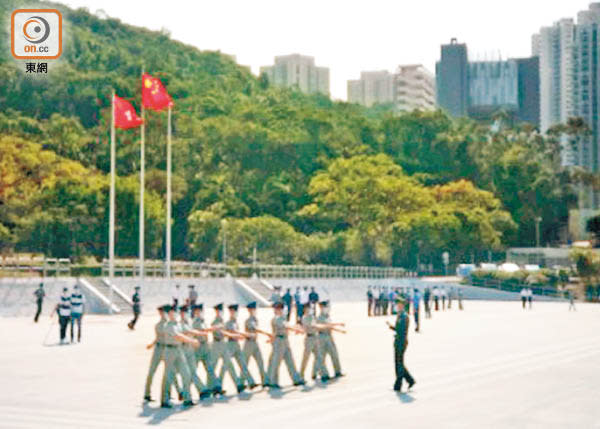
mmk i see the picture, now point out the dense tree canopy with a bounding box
[0,2,576,269]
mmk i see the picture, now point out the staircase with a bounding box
[234,276,273,307]
[82,277,133,314]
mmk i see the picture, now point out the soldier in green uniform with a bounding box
[143,305,168,402]
[315,300,345,379]
[242,302,269,386]
[160,305,199,408]
[265,302,306,389]
[224,304,259,390]
[212,303,246,394]
[178,305,213,400]
[191,303,224,396]
[299,302,330,382]
[386,297,416,392]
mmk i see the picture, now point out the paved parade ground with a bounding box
[1,301,600,429]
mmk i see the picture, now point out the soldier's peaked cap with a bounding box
[228,304,239,311]
[179,305,189,312]
[214,303,223,310]
[319,300,329,306]
[273,301,284,309]
[247,301,257,309]
[135,286,140,289]
[161,304,173,312]
[192,303,204,310]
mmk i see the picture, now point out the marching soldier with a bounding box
[243,302,268,386]
[128,286,141,330]
[144,305,168,402]
[315,300,345,379]
[265,302,306,389]
[54,287,71,345]
[160,305,198,408]
[70,284,85,343]
[191,304,224,396]
[387,297,415,392]
[300,303,329,382]
[225,304,258,390]
[33,283,45,323]
[178,305,213,400]
[211,303,246,394]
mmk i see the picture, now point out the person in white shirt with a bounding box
[55,287,71,345]
[520,288,527,309]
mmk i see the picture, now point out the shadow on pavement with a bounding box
[395,392,415,403]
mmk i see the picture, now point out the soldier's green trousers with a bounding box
[243,340,266,384]
[316,334,341,377]
[183,345,207,395]
[161,346,191,404]
[266,337,302,385]
[213,341,241,387]
[227,341,255,386]
[195,342,220,390]
[300,335,328,379]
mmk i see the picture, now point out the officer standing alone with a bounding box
[387,297,415,392]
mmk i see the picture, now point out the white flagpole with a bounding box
[139,70,145,288]
[166,106,172,279]
[108,90,116,314]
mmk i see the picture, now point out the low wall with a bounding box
[0,277,564,317]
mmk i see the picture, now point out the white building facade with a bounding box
[260,54,330,96]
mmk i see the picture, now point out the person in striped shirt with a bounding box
[55,287,71,345]
[70,285,85,343]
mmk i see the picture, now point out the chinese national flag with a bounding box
[114,95,144,129]
[142,73,174,111]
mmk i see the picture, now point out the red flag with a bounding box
[114,95,144,129]
[142,73,174,111]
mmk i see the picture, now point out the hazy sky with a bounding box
[57,0,592,100]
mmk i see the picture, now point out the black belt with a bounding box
[307,333,316,337]
[276,335,286,339]
[164,344,177,348]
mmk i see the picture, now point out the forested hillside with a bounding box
[0,1,575,268]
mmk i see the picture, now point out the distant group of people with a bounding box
[269,286,321,324]
[367,285,464,333]
[33,283,86,344]
[143,297,346,408]
[520,288,534,309]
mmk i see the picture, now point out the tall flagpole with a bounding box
[139,69,145,287]
[166,106,172,279]
[108,90,116,314]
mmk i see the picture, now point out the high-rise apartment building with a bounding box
[347,66,435,111]
[260,54,330,96]
[347,71,394,107]
[394,65,436,111]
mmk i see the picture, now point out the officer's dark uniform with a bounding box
[367,287,374,317]
[283,289,293,321]
[33,284,45,322]
[390,299,415,392]
[309,288,319,315]
[128,286,141,330]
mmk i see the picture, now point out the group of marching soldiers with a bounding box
[144,298,346,408]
